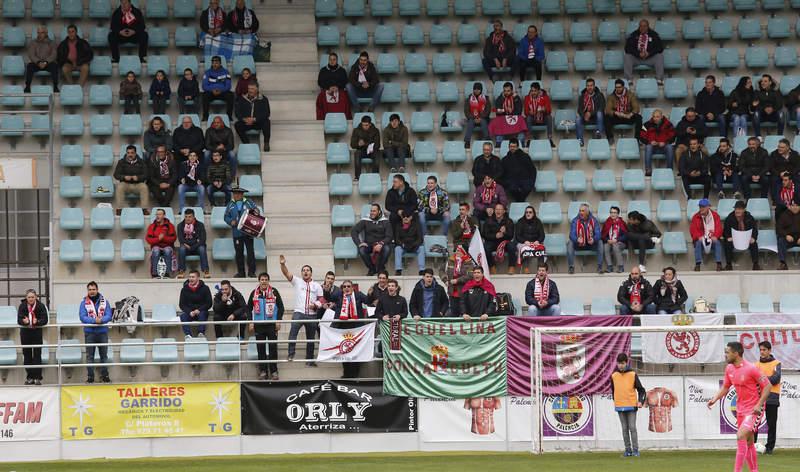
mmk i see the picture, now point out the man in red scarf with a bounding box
[576,78,606,146]
[490,82,527,146]
[482,20,516,81]
[623,19,664,84]
[524,263,561,316]
[473,175,509,222]
[247,273,285,380]
[567,203,604,274]
[774,171,799,223]
[523,82,554,148]
[460,267,497,321]
[346,51,384,112]
[200,0,226,37]
[604,79,642,145]
[617,266,656,315]
[463,82,491,149]
[108,0,149,63]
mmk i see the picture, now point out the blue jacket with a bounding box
[517,35,545,62]
[569,213,601,245]
[149,77,172,100]
[224,197,258,238]
[78,294,113,334]
[202,66,232,93]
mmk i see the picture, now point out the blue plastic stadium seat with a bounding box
[89,114,113,137]
[620,0,643,12]
[779,294,800,314]
[0,86,25,108]
[404,53,428,75]
[440,142,466,165]
[60,145,85,169]
[565,0,589,13]
[443,171,468,194]
[545,51,569,73]
[747,198,771,221]
[357,173,382,195]
[3,28,26,48]
[323,113,348,135]
[557,140,581,164]
[380,83,401,104]
[710,20,734,42]
[460,53,483,74]
[60,240,85,263]
[89,239,114,263]
[60,115,84,136]
[563,170,587,194]
[598,22,621,44]
[664,78,688,101]
[432,54,456,75]
[145,56,170,77]
[538,0,561,14]
[434,82,458,104]
[89,176,114,199]
[654,21,676,42]
[2,57,25,77]
[509,0,532,14]
[570,22,593,44]
[332,205,356,228]
[333,237,359,261]
[682,20,705,42]
[235,144,259,166]
[373,25,397,47]
[0,116,25,137]
[119,114,143,136]
[635,78,659,100]
[173,0,197,18]
[661,232,687,258]
[768,18,791,40]
[184,338,210,362]
[317,25,339,47]
[715,48,740,69]
[587,139,612,164]
[541,23,565,44]
[118,56,142,76]
[603,51,624,72]
[148,28,169,49]
[745,47,769,69]
[377,53,399,75]
[56,339,82,365]
[748,294,773,313]
[329,174,353,196]
[733,0,757,10]
[592,169,617,193]
[60,208,85,231]
[410,112,434,133]
[509,202,528,221]
[238,175,263,197]
[232,56,255,77]
[650,169,676,193]
[621,169,646,192]
[371,0,393,16]
[60,85,84,107]
[663,49,683,70]
[215,337,241,362]
[677,0,700,11]
[739,19,762,40]
[2,0,25,18]
[406,82,430,104]
[535,171,558,194]
[775,47,798,68]
[172,28,197,49]
[90,207,115,231]
[315,0,337,17]
[411,141,436,165]
[591,297,616,315]
[147,0,169,18]
[88,0,110,18]
[402,24,424,47]
[211,238,235,262]
[716,293,742,313]
[535,202,560,226]
[573,51,597,72]
[657,200,682,224]
[90,56,113,77]
[87,84,112,107]
[119,338,147,364]
[687,49,711,70]
[32,0,55,18]
[119,208,145,231]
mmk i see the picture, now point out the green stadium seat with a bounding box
[432,54,456,75]
[371,0,393,16]
[90,207,114,231]
[90,176,114,199]
[592,169,617,193]
[739,19,762,40]
[377,53,400,74]
[315,0,337,17]
[541,23,565,44]
[60,240,85,263]
[710,19,734,42]
[657,200,682,224]
[538,0,561,14]
[745,47,769,68]
[60,208,85,231]
[152,338,179,363]
[3,28,26,48]
[535,171,559,193]
[343,0,366,17]
[184,338,210,362]
[682,20,705,42]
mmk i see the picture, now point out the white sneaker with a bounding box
[185,334,193,340]
[639,264,647,273]
[198,332,206,338]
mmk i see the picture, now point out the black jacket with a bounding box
[409,280,449,317]
[787,84,800,110]
[56,37,93,66]
[330,291,368,328]
[472,154,503,184]
[177,220,207,250]
[147,157,178,187]
[679,150,710,176]
[755,86,784,113]
[179,280,213,313]
[225,7,260,33]
[738,147,769,176]
[375,294,408,318]
[177,77,200,99]
[110,6,147,35]
[769,149,800,177]
[246,286,285,335]
[515,216,545,244]
[727,87,755,115]
[213,286,248,320]
[494,94,523,115]
[318,65,349,90]
[710,150,738,175]
[695,87,727,117]
[723,210,759,239]
[17,300,49,329]
[778,209,800,238]
[652,279,688,313]
[627,217,661,240]
[235,94,270,123]
[395,217,423,251]
[366,283,390,307]
[348,61,380,90]
[624,29,664,56]
[524,278,560,309]
[178,160,207,185]
[205,126,235,152]
[385,182,419,218]
[501,149,536,185]
[759,355,782,406]
[460,285,497,317]
[616,277,655,310]
[482,215,514,243]
[114,156,149,182]
[675,116,708,147]
[483,30,516,61]
[173,125,206,156]
[200,8,227,34]
[351,215,393,247]
[577,88,605,116]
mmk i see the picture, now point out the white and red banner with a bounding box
[640,313,724,364]
[469,227,491,280]
[317,323,375,363]
[0,387,59,441]
[735,313,800,369]
[419,397,507,442]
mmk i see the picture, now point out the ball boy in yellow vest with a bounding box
[754,341,781,454]
[610,353,646,457]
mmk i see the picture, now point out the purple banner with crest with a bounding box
[506,316,632,397]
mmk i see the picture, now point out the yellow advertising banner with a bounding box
[61,383,240,440]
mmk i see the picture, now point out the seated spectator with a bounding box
[786,79,800,135]
[418,175,450,236]
[602,206,628,273]
[471,142,503,186]
[774,171,798,223]
[204,116,237,175]
[109,0,148,63]
[200,0,227,38]
[624,19,664,83]
[652,267,688,314]
[178,270,212,339]
[617,266,656,315]
[346,51,383,112]
[568,203,603,274]
[674,107,707,169]
[350,115,380,180]
[482,203,515,274]
[523,82,554,148]
[57,24,92,87]
[722,200,760,271]
[450,202,479,250]
[463,82,491,149]
[173,115,205,162]
[626,211,661,273]
[513,206,546,274]
[769,138,800,186]
[202,56,234,121]
[318,52,348,91]
[394,214,425,276]
[224,187,258,278]
[695,75,727,137]
[79,282,112,383]
[17,288,48,385]
[473,175,508,222]
[247,273,284,379]
[316,84,352,121]
[149,70,171,115]
[234,67,258,97]
[143,116,172,159]
[604,79,642,145]
[710,138,742,200]
[385,174,418,235]
[517,25,544,82]
[460,267,497,321]
[727,77,754,138]
[177,68,201,114]
[738,137,770,200]
[351,203,392,276]
[234,83,271,152]
[177,209,210,279]
[178,151,207,212]
[501,139,536,202]
[639,108,675,175]
[409,269,449,318]
[146,208,177,278]
[777,200,800,270]
[490,82,526,146]
[113,145,150,213]
[226,0,259,34]
[482,20,516,81]
[212,280,247,340]
[525,262,560,316]
[576,78,605,146]
[24,26,58,93]
[147,145,177,207]
[680,137,711,199]
[382,114,410,172]
[120,71,143,114]
[206,149,233,206]
[690,199,723,271]
[753,74,785,138]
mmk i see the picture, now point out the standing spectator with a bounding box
[522,83,554,148]
[24,26,58,93]
[119,71,143,114]
[754,341,782,455]
[727,76,755,137]
[695,75,727,137]
[610,353,646,458]
[626,211,661,274]
[146,208,177,278]
[226,0,259,34]
[722,200,760,271]
[318,52,348,91]
[149,70,171,115]
[366,271,390,307]
[213,279,248,339]
[773,171,798,223]
[604,79,642,145]
[623,19,664,83]
[418,175,451,236]
[143,117,173,159]
[690,199,723,271]
[382,114,410,172]
[482,203,515,274]
[576,78,605,146]
[147,145,178,207]
[473,175,509,223]
[113,145,150,213]
[317,271,341,320]
[513,205,546,273]
[409,269,449,318]
[376,279,409,321]
[482,20,516,81]
[346,51,383,112]
[640,108,675,175]
[17,289,48,385]
[602,206,628,273]
[491,82,526,146]
[247,273,284,380]
[674,108,707,170]
[351,203,393,276]
[446,250,476,318]
[177,209,210,278]
[471,142,503,186]
[329,280,367,378]
[204,116,237,174]
[178,151,207,212]
[394,213,425,276]
[79,282,113,383]
[178,270,213,339]
[753,74,785,137]
[200,0,227,38]
[777,201,800,270]
[464,83,491,149]
[568,203,603,274]
[385,174,419,236]
[460,267,497,321]
[350,115,380,180]
[769,139,800,185]
[279,255,324,366]
[202,56,234,121]
[234,68,258,97]
[57,24,92,87]
[108,0,148,63]
[617,266,656,315]
[525,262,560,316]
[517,25,544,82]
[173,115,205,162]
[652,267,688,314]
[450,203,479,250]
[786,80,800,135]
[177,68,201,114]
[206,149,233,206]
[234,83,271,152]
[680,137,711,199]
[738,136,770,200]
[223,186,258,278]
[710,138,742,200]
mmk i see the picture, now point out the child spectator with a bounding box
[120,71,143,114]
[149,69,171,114]
[177,68,200,114]
[206,149,233,205]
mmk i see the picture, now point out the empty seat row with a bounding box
[59,237,267,264]
[2,0,204,20]
[316,0,535,18]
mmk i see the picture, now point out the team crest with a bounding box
[665,314,701,360]
[323,330,366,356]
[431,345,449,372]
[543,395,593,436]
[504,115,519,126]
[555,343,586,385]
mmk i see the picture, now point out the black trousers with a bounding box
[518,58,542,81]
[754,403,779,452]
[202,91,234,119]
[342,362,360,378]
[723,240,758,266]
[626,233,655,265]
[213,310,247,339]
[234,236,256,275]
[21,329,43,380]
[122,95,141,114]
[25,62,59,87]
[740,173,770,199]
[109,30,149,61]
[682,174,711,198]
[354,148,379,179]
[255,325,278,375]
[234,119,271,146]
[604,114,642,138]
[150,185,175,207]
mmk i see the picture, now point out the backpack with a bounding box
[495,292,516,316]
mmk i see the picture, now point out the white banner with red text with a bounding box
[735,313,800,369]
[0,387,59,441]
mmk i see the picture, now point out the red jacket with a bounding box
[146,219,177,248]
[639,117,676,144]
[523,93,552,118]
[689,210,722,241]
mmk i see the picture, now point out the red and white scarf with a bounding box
[183,222,195,239]
[533,276,550,305]
[159,158,170,178]
[502,94,514,114]
[357,64,368,84]
[615,90,629,114]
[459,216,473,239]
[491,31,507,55]
[188,160,198,181]
[630,281,642,305]
[702,211,716,238]
[637,32,649,55]
[481,182,497,205]
[526,94,546,122]
[582,91,594,114]
[208,8,225,30]
[469,94,486,118]
[339,293,357,320]
[84,295,106,321]
[252,285,276,317]
[453,245,470,278]
[781,182,796,207]
[607,218,624,241]
[230,8,254,29]
[527,41,536,59]
[27,302,37,327]
[495,239,509,263]
[576,217,595,245]
[516,242,540,266]
[122,7,137,26]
